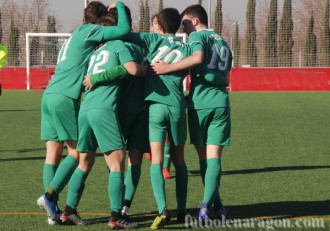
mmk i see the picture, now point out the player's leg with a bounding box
[105,149,138,229]
[206,107,231,219]
[121,112,147,216]
[38,141,63,224]
[188,108,213,220]
[46,140,79,199]
[41,94,63,197]
[43,96,80,198]
[162,133,172,179]
[38,93,79,224]
[60,151,95,226]
[150,141,166,211]
[43,141,63,195]
[87,109,136,229]
[122,148,143,216]
[149,103,170,229]
[168,105,188,223]
[197,108,231,220]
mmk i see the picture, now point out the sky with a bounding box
[48,0,249,32]
[16,0,285,33]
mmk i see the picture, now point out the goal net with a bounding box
[25,33,71,90]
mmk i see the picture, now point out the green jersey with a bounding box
[119,42,147,115]
[188,29,232,109]
[125,33,192,108]
[80,40,135,112]
[45,1,130,100]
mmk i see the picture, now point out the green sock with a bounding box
[199,159,207,185]
[175,163,188,213]
[43,164,58,192]
[163,143,171,168]
[124,165,141,202]
[108,171,124,213]
[48,155,78,195]
[150,164,166,214]
[212,158,222,207]
[66,168,88,209]
[203,158,221,203]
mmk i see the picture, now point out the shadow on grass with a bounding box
[226,200,330,219]
[0,151,105,162]
[189,165,330,176]
[75,201,330,227]
[127,200,330,221]
[0,147,45,153]
[0,109,39,112]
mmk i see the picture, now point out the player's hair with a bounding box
[108,6,132,28]
[95,16,117,27]
[151,13,157,23]
[84,1,108,24]
[157,8,181,34]
[181,4,208,27]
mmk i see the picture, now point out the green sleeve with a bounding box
[102,1,130,40]
[90,65,128,86]
[123,32,146,48]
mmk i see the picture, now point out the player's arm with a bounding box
[83,63,147,90]
[151,50,204,74]
[151,36,204,74]
[83,65,128,90]
[122,32,152,50]
[123,61,147,77]
[102,1,130,40]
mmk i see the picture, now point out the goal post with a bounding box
[25,32,71,90]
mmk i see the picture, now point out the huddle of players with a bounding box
[36,1,232,230]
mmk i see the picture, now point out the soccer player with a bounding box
[0,43,7,95]
[59,15,145,228]
[0,43,7,69]
[150,13,173,180]
[106,6,150,219]
[36,1,131,224]
[123,8,191,229]
[151,4,232,222]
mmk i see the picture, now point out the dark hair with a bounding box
[84,1,108,24]
[151,13,157,23]
[95,16,117,27]
[108,6,132,28]
[181,4,208,26]
[157,8,181,34]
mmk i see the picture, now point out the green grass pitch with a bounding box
[0,90,329,230]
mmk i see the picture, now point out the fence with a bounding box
[0,0,329,69]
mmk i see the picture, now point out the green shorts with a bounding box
[77,109,125,153]
[41,93,79,142]
[188,107,231,148]
[119,110,149,153]
[149,103,187,145]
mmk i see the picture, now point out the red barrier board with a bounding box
[1,67,330,91]
[0,67,54,90]
[229,67,330,91]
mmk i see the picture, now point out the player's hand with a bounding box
[150,60,169,75]
[83,75,93,90]
[108,2,117,11]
